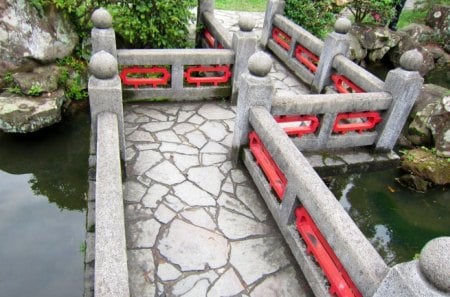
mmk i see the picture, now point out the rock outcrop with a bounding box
[0,90,65,133]
[0,0,78,77]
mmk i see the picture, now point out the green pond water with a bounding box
[0,111,89,297]
[329,169,450,266]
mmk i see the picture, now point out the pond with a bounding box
[0,111,89,297]
[329,168,450,266]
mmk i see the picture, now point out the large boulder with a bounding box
[427,4,450,53]
[0,90,65,133]
[13,65,60,94]
[0,0,78,76]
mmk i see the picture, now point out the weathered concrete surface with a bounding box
[0,90,65,133]
[123,101,313,297]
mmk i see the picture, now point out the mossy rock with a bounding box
[401,148,450,185]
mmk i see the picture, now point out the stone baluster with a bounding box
[91,8,117,57]
[88,51,125,164]
[375,49,424,152]
[231,52,274,164]
[231,15,258,105]
[260,0,285,48]
[311,18,351,93]
[196,0,215,48]
[373,237,450,296]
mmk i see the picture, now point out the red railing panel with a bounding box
[203,29,224,49]
[331,74,364,94]
[295,45,319,73]
[295,207,362,297]
[333,111,382,134]
[184,65,232,87]
[272,27,292,51]
[274,115,320,137]
[120,66,171,89]
[249,131,287,200]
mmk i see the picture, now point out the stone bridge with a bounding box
[84,2,450,297]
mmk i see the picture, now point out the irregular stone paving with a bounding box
[123,102,314,297]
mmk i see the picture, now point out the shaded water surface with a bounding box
[0,111,89,297]
[329,169,450,265]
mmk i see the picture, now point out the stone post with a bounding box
[91,8,117,57]
[231,52,274,164]
[260,0,285,48]
[373,237,450,297]
[311,18,351,93]
[231,15,258,105]
[375,50,424,152]
[196,0,215,48]
[88,51,125,164]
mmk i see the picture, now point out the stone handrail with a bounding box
[203,11,233,49]
[248,106,388,296]
[117,48,235,101]
[94,112,129,297]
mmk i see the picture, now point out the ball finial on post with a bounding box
[89,50,118,79]
[400,49,423,72]
[239,15,256,32]
[91,8,113,29]
[248,52,272,77]
[334,17,352,34]
[419,237,450,293]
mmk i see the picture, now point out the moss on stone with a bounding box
[401,148,450,185]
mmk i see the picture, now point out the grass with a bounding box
[215,0,267,12]
[397,9,428,29]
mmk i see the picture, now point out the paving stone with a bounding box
[127,219,161,248]
[223,120,234,132]
[201,142,229,154]
[161,106,179,115]
[188,114,206,125]
[231,169,247,184]
[145,160,186,185]
[198,104,235,120]
[187,166,225,196]
[155,130,181,143]
[230,236,291,285]
[199,121,228,141]
[221,133,233,147]
[201,153,227,166]
[218,208,271,240]
[173,123,196,135]
[160,143,199,155]
[171,153,200,172]
[124,112,140,123]
[125,124,138,136]
[137,175,152,187]
[141,183,170,208]
[147,109,168,121]
[207,268,244,297]
[181,279,210,297]
[173,181,216,206]
[157,262,182,281]
[177,110,195,123]
[128,249,156,297]
[126,147,136,161]
[164,195,186,212]
[158,219,229,271]
[154,204,176,224]
[136,116,150,123]
[171,271,218,296]
[134,143,160,151]
[131,150,163,176]
[219,161,233,175]
[124,180,147,203]
[181,104,197,111]
[250,266,312,297]
[236,185,268,221]
[186,130,208,148]
[180,208,216,231]
[128,130,155,142]
[142,121,174,132]
[125,203,153,221]
[221,177,234,194]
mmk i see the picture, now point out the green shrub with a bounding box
[344,0,399,24]
[28,83,43,97]
[285,0,339,38]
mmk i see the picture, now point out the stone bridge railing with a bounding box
[232,51,449,297]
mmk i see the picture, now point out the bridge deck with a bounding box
[121,10,315,297]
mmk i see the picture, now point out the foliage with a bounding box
[214,0,266,12]
[28,83,43,96]
[397,9,428,28]
[7,86,22,95]
[57,57,88,101]
[3,72,14,85]
[285,0,340,38]
[343,0,399,24]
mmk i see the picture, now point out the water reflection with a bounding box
[329,169,450,265]
[0,112,90,297]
